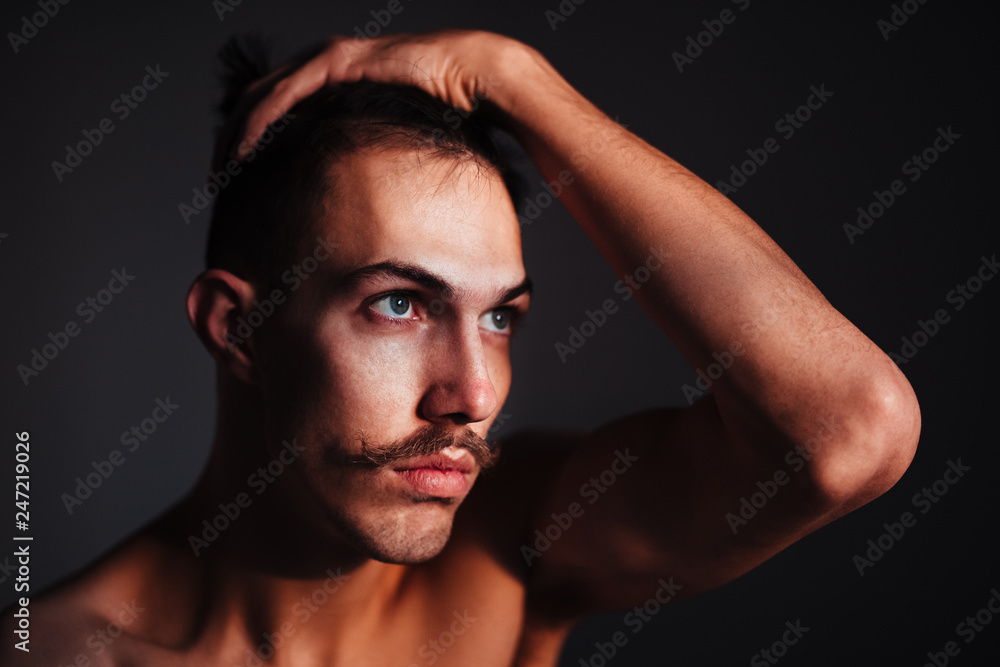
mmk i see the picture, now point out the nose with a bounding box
[418,323,498,426]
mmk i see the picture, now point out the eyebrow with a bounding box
[338,261,533,305]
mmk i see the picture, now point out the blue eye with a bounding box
[479,309,512,333]
[372,294,414,319]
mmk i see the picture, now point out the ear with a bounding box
[186,269,261,385]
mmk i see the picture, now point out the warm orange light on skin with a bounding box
[245,145,530,563]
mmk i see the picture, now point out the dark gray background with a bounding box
[2,0,998,664]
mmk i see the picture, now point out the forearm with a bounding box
[491,44,918,480]
[228,29,919,489]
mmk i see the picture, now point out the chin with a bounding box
[342,502,460,564]
[360,524,454,565]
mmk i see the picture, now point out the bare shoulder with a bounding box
[0,530,186,666]
[0,567,126,665]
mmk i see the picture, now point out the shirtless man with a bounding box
[3,30,920,666]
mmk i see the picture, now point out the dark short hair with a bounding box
[205,35,524,283]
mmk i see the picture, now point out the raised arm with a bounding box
[228,29,920,613]
[479,36,921,609]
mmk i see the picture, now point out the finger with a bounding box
[235,41,364,160]
[211,61,297,171]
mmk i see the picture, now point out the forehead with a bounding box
[312,146,525,292]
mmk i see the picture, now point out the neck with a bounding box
[149,370,408,656]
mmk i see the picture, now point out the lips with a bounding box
[392,450,474,497]
[392,451,475,474]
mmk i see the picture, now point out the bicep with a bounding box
[523,396,847,615]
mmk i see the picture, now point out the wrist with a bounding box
[478,38,597,139]
[478,39,558,120]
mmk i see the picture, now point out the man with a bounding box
[3,29,919,666]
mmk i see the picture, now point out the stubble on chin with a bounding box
[342,499,459,564]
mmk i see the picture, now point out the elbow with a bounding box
[865,366,922,494]
[812,363,922,508]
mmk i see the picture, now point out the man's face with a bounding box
[253,145,529,563]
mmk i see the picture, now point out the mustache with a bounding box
[355,425,501,470]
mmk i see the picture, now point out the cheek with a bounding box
[334,331,427,427]
[257,309,431,445]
